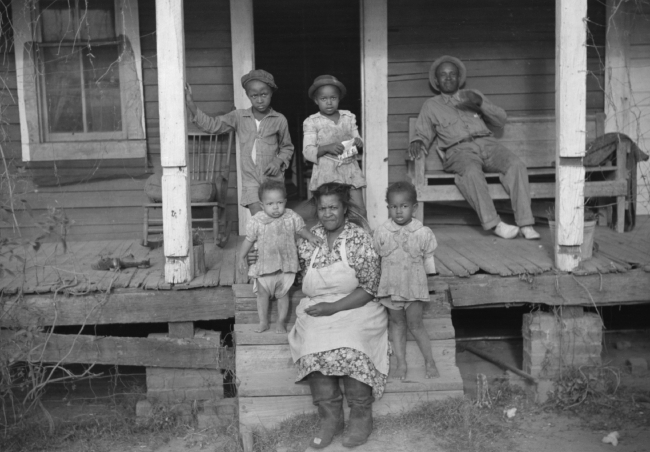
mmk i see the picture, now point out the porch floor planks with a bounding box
[595,231,650,266]
[432,241,480,275]
[441,235,513,276]
[434,245,470,277]
[432,256,455,277]
[18,241,70,293]
[34,240,113,293]
[218,235,238,287]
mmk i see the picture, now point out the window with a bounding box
[13,0,146,161]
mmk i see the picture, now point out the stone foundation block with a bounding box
[148,388,223,403]
[146,367,223,391]
[523,311,603,379]
[626,358,648,376]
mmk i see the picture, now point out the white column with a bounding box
[230,0,255,235]
[554,0,588,271]
[604,0,631,135]
[156,0,194,283]
[361,0,389,229]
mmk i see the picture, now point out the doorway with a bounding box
[253,0,361,200]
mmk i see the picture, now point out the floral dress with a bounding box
[294,221,389,398]
[302,111,366,190]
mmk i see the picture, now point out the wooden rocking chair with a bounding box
[143,131,234,247]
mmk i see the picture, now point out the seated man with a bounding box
[409,55,539,240]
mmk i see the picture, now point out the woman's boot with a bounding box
[341,376,374,448]
[308,372,344,449]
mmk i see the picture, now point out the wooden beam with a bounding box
[449,269,650,307]
[604,0,631,135]
[156,0,194,283]
[11,0,39,162]
[3,332,232,369]
[0,288,235,328]
[605,0,632,233]
[361,0,389,229]
[230,0,255,235]
[554,0,588,271]
[417,179,626,202]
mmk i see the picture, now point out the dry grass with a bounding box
[248,392,519,452]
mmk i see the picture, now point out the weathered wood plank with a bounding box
[236,340,461,397]
[234,317,455,345]
[449,269,650,307]
[0,287,235,327]
[417,179,627,203]
[362,0,389,229]
[218,234,238,286]
[3,332,229,369]
[239,390,464,430]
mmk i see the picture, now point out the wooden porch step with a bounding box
[239,389,464,431]
[236,339,463,398]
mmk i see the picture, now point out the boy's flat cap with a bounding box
[241,69,278,90]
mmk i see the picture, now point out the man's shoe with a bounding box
[520,226,540,240]
[494,222,519,239]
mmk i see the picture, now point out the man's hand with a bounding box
[408,140,428,160]
[185,83,198,116]
[264,158,284,177]
[353,137,363,149]
[305,302,337,317]
[456,90,483,113]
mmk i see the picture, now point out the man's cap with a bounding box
[308,75,347,99]
[429,55,467,91]
[241,69,278,91]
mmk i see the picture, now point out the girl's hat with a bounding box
[308,75,347,99]
[429,55,467,91]
[241,69,278,91]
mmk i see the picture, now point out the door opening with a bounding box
[253,0,361,200]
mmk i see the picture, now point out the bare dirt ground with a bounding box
[3,332,649,452]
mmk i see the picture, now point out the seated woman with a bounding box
[288,183,389,449]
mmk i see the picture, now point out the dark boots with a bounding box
[308,372,344,449]
[341,376,374,448]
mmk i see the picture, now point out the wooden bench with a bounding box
[232,283,463,450]
[407,114,628,232]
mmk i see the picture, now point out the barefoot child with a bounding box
[373,181,440,379]
[186,69,293,215]
[238,181,322,333]
[303,75,367,218]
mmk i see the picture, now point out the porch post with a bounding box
[230,0,255,235]
[156,0,194,283]
[605,0,631,232]
[554,0,588,272]
[361,0,389,229]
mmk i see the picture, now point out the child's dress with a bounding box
[373,218,437,306]
[193,108,294,207]
[303,110,366,191]
[245,208,305,298]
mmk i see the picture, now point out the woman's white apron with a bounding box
[288,240,389,375]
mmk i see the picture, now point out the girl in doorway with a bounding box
[303,75,367,218]
[185,69,294,215]
[373,181,440,380]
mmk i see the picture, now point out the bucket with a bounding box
[549,219,597,259]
